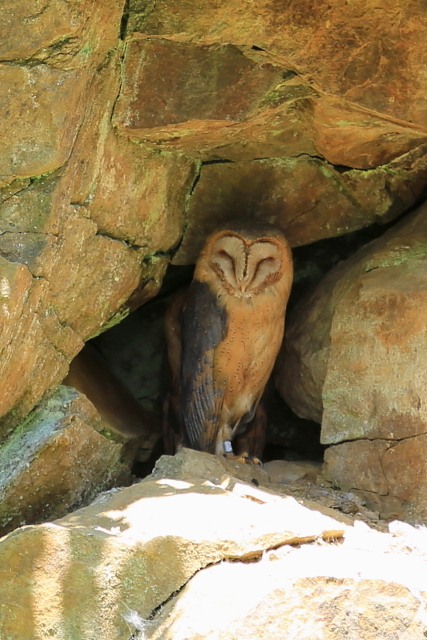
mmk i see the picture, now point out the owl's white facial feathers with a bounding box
[210,232,284,295]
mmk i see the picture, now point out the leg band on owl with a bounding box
[223,440,233,453]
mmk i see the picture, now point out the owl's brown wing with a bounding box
[163,289,191,454]
[180,280,228,452]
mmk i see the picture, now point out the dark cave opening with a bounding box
[64,210,418,480]
[63,260,323,480]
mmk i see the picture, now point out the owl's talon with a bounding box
[222,451,263,466]
[236,454,262,467]
[236,453,263,466]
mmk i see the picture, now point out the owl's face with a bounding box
[198,225,292,298]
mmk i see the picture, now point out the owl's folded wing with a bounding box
[180,279,228,452]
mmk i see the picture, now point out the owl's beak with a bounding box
[240,277,249,293]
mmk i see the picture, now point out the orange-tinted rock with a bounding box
[0,0,80,61]
[278,200,427,520]
[60,47,124,206]
[115,40,284,131]
[0,168,168,433]
[0,65,89,181]
[129,0,427,128]
[87,134,197,250]
[0,0,124,64]
[29,213,144,338]
[0,39,188,435]
[0,171,66,235]
[113,37,427,168]
[0,7,158,441]
[59,45,199,253]
[0,205,145,339]
[0,258,82,439]
[0,386,131,536]
[340,143,427,222]
[113,39,316,161]
[57,45,195,263]
[0,0,126,184]
[310,97,427,170]
[173,150,427,263]
[174,156,364,262]
[111,33,427,262]
[278,200,427,439]
[324,436,427,522]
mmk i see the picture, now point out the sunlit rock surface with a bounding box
[1,450,427,640]
[0,450,344,639]
[144,565,425,640]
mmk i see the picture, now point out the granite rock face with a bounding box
[145,570,424,640]
[277,200,427,521]
[116,35,427,263]
[127,0,427,127]
[0,0,125,182]
[119,0,427,263]
[0,453,345,640]
[0,2,196,436]
[1,450,427,640]
[173,151,427,264]
[0,386,131,537]
[0,256,83,439]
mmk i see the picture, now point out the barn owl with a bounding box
[163,222,293,460]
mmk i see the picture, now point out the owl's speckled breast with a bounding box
[163,223,293,458]
[214,291,286,421]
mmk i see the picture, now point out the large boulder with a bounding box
[115,33,427,262]
[120,0,427,262]
[0,256,83,439]
[0,5,196,435]
[128,0,427,127]
[173,149,427,263]
[0,386,132,537]
[277,200,427,520]
[144,568,424,640]
[1,450,427,640]
[0,0,125,182]
[0,451,344,640]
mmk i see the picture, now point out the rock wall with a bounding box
[2,0,427,527]
[278,200,427,521]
